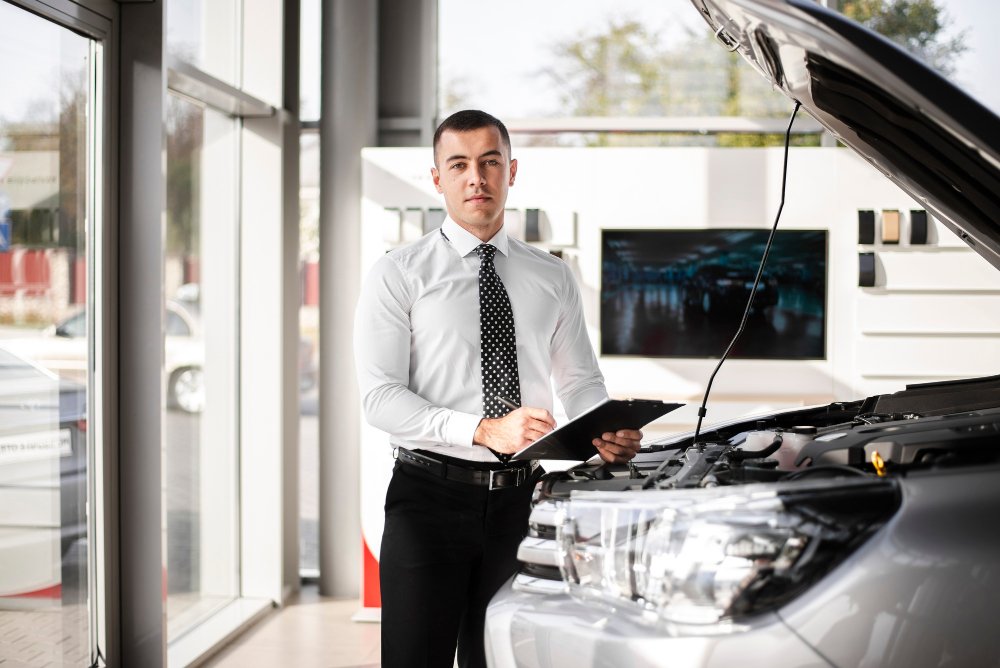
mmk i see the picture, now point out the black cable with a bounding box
[691,101,802,445]
[89,644,106,668]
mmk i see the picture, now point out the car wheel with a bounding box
[170,366,205,414]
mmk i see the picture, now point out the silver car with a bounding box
[485,1,1000,666]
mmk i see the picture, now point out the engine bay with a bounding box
[538,374,1000,498]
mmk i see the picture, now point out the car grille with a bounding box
[512,501,567,594]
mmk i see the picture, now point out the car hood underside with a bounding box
[691,0,1000,271]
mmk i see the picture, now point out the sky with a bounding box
[0,3,87,125]
[936,0,1000,111]
[437,0,1000,118]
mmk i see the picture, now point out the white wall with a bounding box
[360,146,1000,432]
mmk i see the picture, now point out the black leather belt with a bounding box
[396,448,539,490]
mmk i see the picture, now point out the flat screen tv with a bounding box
[601,229,828,359]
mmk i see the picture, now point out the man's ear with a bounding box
[431,166,442,193]
[509,158,517,187]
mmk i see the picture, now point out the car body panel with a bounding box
[779,466,1000,668]
[489,463,1000,667]
[487,585,828,668]
[0,350,86,602]
[485,3,1000,666]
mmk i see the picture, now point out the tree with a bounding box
[164,98,202,258]
[541,19,802,147]
[544,19,668,120]
[839,0,967,74]
[535,2,966,147]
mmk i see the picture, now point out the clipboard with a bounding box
[511,398,683,461]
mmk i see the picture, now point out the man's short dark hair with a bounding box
[433,110,511,163]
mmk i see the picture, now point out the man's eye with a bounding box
[484,159,500,167]
[450,162,465,170]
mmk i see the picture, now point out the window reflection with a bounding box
[0,3,93,665]
[299,132,320,576]
[164,94,240,636]
[167,0,239,86]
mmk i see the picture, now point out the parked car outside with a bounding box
[484,1,1000,667]
[2,296,318,413]
[683,263,779,315]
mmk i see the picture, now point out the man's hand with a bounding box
[592,429,643,464]
[474,407,556,454]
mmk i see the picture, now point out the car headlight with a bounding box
[557,478,898,626]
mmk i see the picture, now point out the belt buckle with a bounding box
[489,466,526,491]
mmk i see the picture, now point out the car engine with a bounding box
[539,374,1000,495]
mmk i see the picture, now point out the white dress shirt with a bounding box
[354,216,608,462]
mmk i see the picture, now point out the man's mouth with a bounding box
[466,194,491,203]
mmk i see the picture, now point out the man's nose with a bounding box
[467,166,485,186]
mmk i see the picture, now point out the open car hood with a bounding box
[691,0,1000,271]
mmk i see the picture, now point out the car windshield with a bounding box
[166,308,192,337]
[57,312,87,338]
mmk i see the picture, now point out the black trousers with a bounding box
[380,455,536,668]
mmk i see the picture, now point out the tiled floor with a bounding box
[0,604,90,668]
[201,585,380,668]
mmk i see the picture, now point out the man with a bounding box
[354,110,642,668]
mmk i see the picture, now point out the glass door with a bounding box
[0,3,97,665]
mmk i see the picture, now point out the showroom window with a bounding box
[163,93,240,638]
[299,0,320,579]
[163,1,289,662]
[438,0,802,146]
[439,0,997,146]
[167,0,240,88]
[299,127,320,578]
[0,2,99,665]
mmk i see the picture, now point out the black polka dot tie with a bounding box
[476,243,520,463]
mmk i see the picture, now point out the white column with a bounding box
[319,0,377,597]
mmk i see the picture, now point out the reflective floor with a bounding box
[0,603,89,668]
[202,585,380,668]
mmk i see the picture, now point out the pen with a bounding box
[496,396,520,411]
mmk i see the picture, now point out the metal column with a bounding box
[377,0,438,146]
[115,1,166,664]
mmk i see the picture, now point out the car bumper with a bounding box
[485,580,828,668]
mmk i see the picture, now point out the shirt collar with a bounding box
[441,216,510,258]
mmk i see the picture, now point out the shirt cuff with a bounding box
[446,410,483,448]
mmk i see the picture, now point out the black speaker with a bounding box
[859,252,876,287]
[858,210,875,244]
[425,208,446,233]
[910,210,928,244]
[524,209,541,242]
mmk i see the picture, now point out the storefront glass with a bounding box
[164,93,240,637]
[0,3,95,664]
